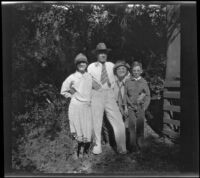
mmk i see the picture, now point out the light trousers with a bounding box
[91,89,127,153]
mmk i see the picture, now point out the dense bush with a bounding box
[11,86,74,172]
[10,3,167,171]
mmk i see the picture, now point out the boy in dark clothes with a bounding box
[124,61,151,152]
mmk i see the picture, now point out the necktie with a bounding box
[117,81,125,116]
[101,63,111,87]
[117,82,123,107]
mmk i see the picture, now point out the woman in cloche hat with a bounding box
[61,53,93,159]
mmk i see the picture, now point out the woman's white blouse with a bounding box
[60,71,92,102]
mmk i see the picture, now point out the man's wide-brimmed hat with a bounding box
[74,53,88,65]
[92,42,112,54]
[113,60,130,74]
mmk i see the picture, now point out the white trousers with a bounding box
[91,89,127,153]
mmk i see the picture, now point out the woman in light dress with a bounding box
[60,53,93,159]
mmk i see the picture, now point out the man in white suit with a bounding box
[88,42,127,155]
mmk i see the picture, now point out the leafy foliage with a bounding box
[12,93,72,172]
[10,3,167,172]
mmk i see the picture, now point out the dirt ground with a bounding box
[62,124,181,175]
[11,121,181,176]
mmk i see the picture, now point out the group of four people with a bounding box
[61,42,150,159]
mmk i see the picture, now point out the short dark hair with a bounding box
[132,61,143,69]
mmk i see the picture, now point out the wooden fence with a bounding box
[162,80,180,141]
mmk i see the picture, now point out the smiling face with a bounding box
[132,65,143,79]
[116,66,128,79]
[77,62,87,73]
[97,51,107,63]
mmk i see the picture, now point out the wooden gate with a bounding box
[162,5,181,141]
[163,81,180,140]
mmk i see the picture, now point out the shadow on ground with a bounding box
[66,135,180,175]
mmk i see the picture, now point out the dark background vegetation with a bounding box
[8,3,167,172]
[2,3,198,174]
[11,3,167,115]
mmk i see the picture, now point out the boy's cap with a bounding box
[74,53,88,65]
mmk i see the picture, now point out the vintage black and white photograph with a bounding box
[2,1,198,177]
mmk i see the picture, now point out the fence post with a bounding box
[180,4,198,173]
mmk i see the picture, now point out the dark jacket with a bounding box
[124,76,151,111]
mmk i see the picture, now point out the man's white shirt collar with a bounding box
[95,61,106,67]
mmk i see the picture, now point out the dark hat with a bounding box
[74,53,88,65]
[113,60,130,74]
[92,42,112,54]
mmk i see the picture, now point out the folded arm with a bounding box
[87,65,102,90]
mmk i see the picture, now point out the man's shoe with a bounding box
[92,145,102,155]
[118,150,127,155]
